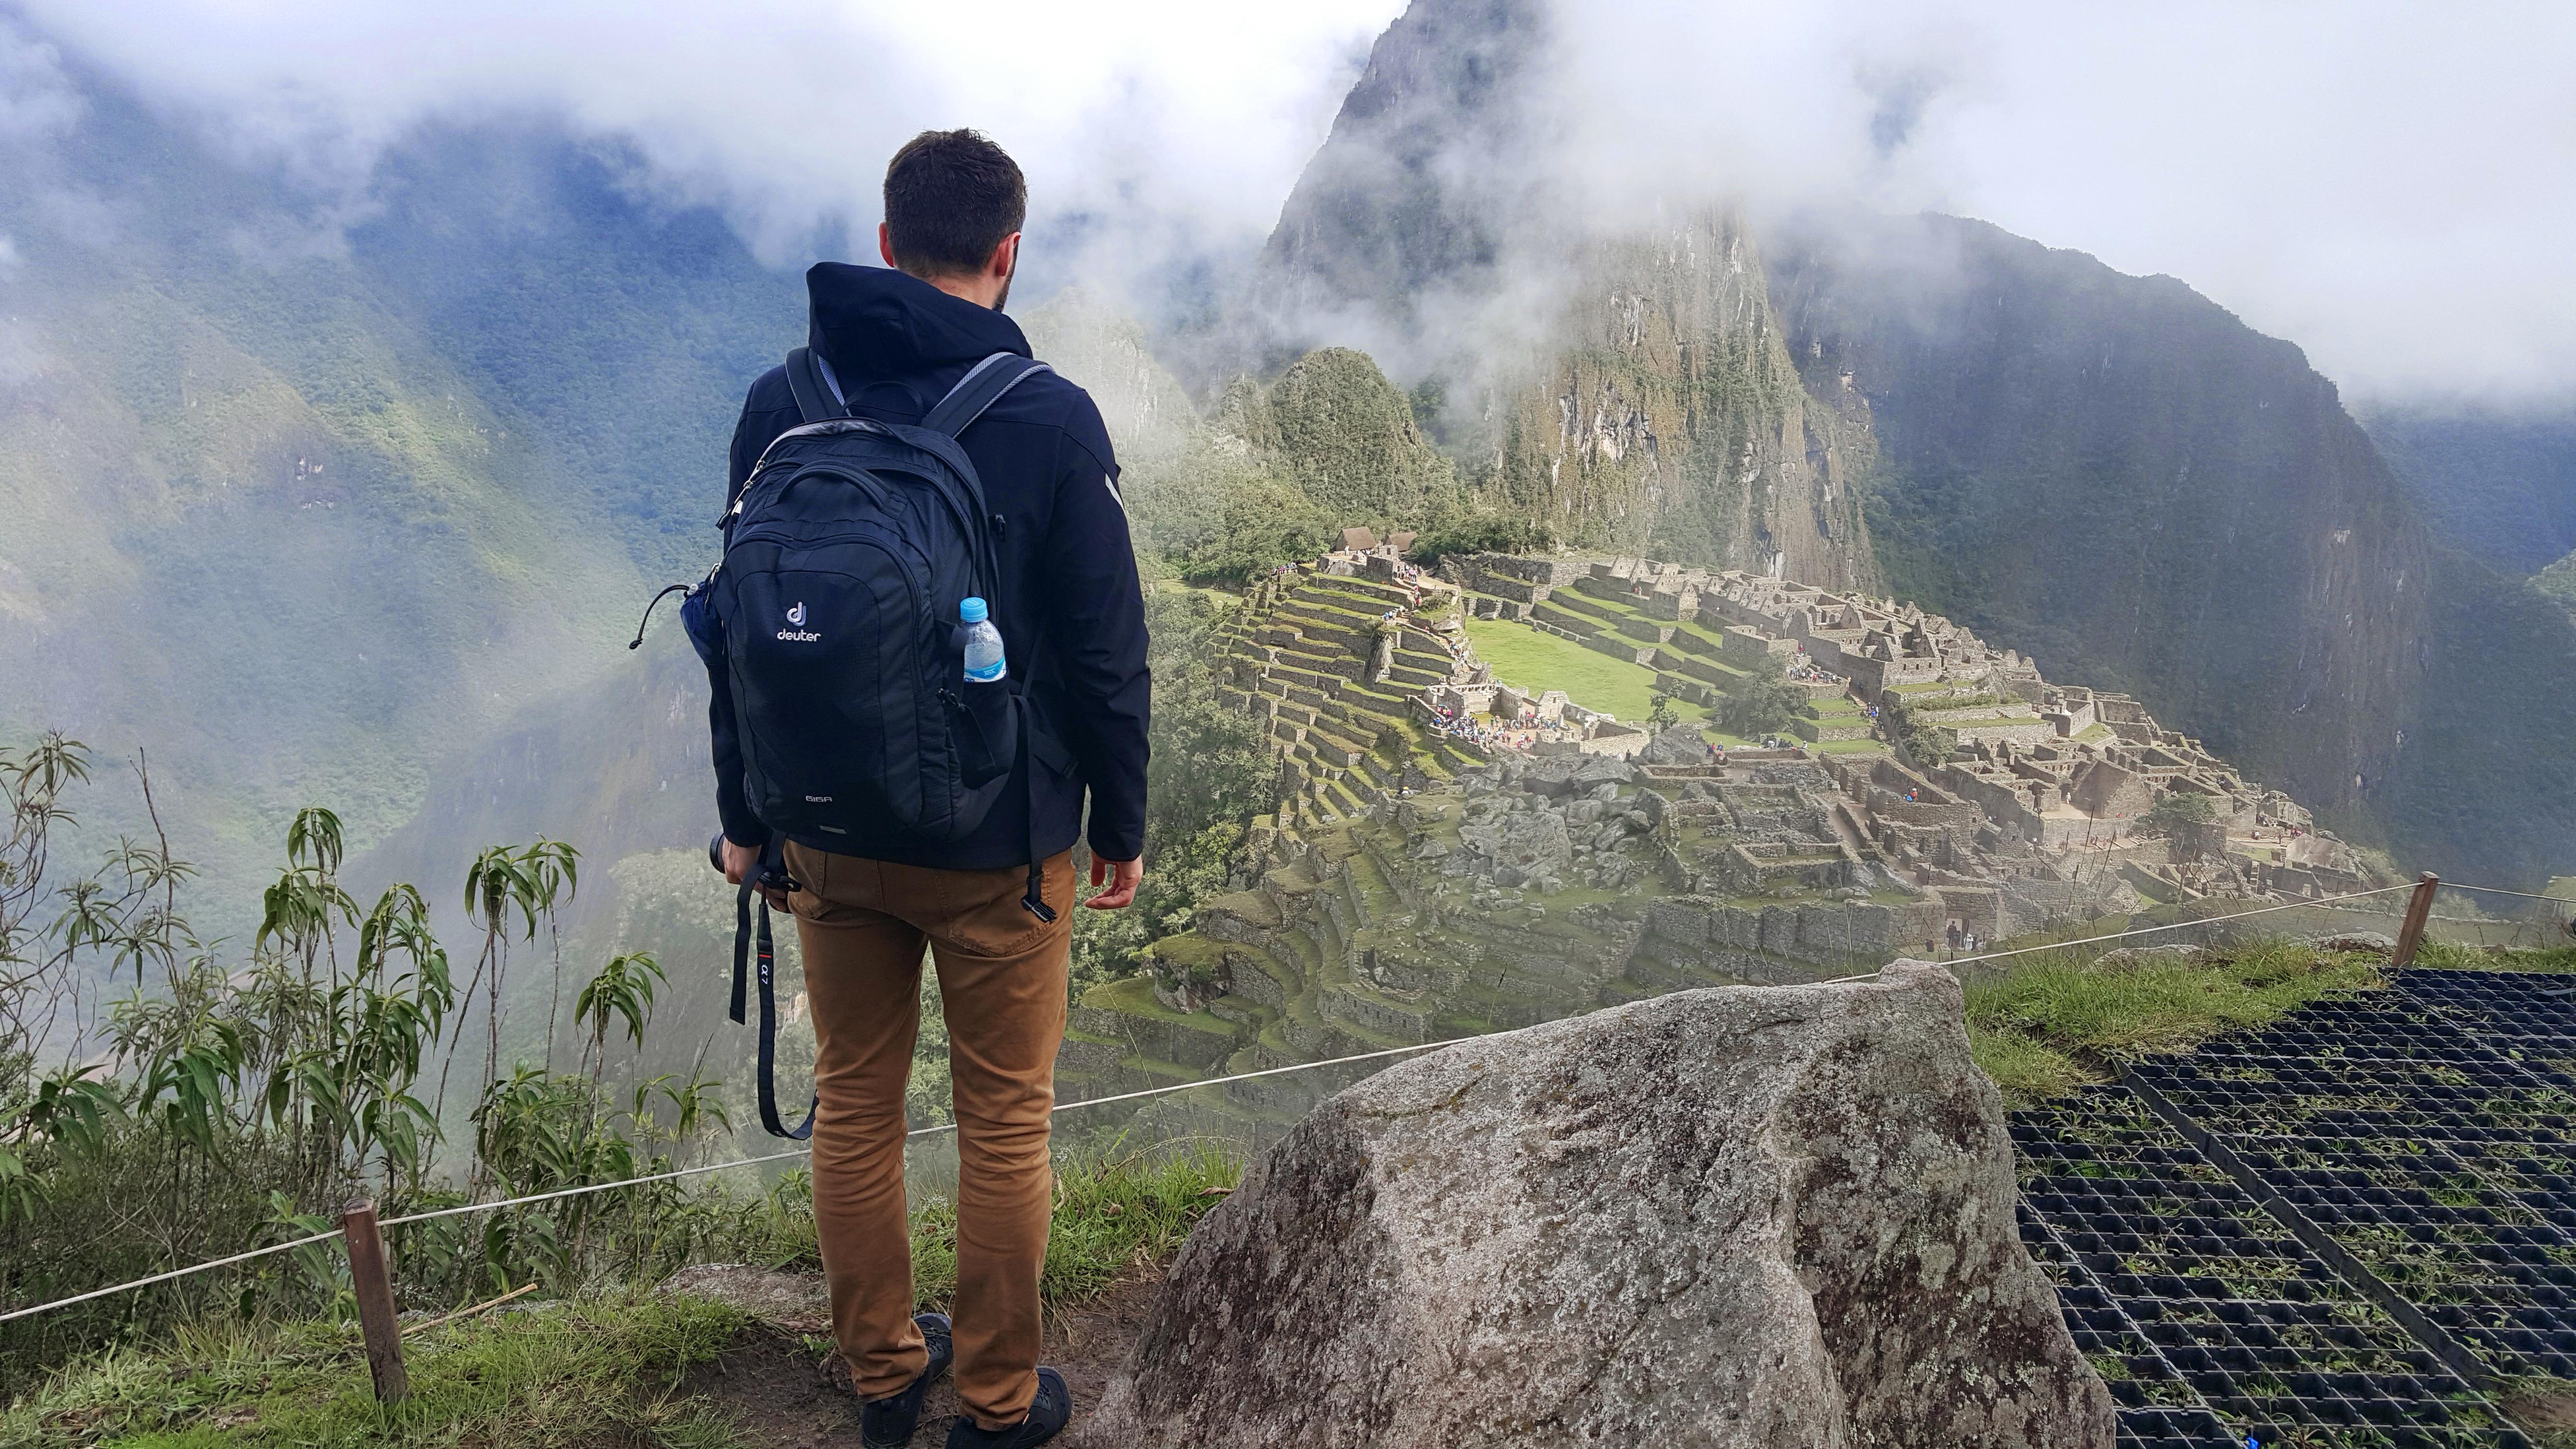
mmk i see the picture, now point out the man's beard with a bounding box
[992,269,1013,311]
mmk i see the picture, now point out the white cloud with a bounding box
[16,0,1399,297]
[1547,0,2576,402]
[14,0,2576,401]
[0,17,80,140]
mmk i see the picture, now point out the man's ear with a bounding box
[989,232,1022,282]
[879,221,898,269]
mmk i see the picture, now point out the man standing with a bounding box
[710,130,1147,1449]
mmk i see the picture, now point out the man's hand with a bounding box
[1086,855,1143,910]
[722,839,791,908]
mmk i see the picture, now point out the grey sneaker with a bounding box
[860,1313,954,1448]
[942,1367,1070,1449]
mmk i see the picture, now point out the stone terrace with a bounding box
[1052,548,2395,1143]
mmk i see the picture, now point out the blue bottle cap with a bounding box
[960,596,989,623]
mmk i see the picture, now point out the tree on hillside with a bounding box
[1405,509,1556,565]
[1720,676,1805,738]
[2144,791,2217,835]
[1903,721,1958,767]
[1121,436,1336,584]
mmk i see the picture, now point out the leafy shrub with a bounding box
[1405,510,1557,565]
[1718,675,1806,738]
[0,737,739,1392]
[1904,721,1958,765]
[2143,791,2218,834]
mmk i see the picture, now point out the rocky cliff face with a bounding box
[1261,0,1875,589]
[1768,214,2430,842]
[1470,215,1877,582]
[1264,0,1547,325]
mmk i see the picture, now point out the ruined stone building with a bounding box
[1055,544,2390,1141]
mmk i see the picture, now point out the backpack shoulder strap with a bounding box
[782,346,841,425]
[922,353,1053,437]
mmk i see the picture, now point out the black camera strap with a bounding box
[730,841,816,1140]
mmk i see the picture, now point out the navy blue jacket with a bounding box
[709,263,1149,868]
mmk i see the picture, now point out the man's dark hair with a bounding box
[884,129,1027,277]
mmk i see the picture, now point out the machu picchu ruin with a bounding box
[1055,535,2399,1133]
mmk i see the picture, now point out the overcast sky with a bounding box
[13,0,2574,403]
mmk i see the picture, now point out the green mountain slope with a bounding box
[2535,548,2576,619]
[0,60,797,912]
[1769,215,2426,845]
[1768,215,2575,884]
[2360,401,2576,575]
[2381,547,2576,883]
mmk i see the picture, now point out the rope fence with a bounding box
[1933,881,2418,971]
[0,1042,1461,1328]
[6,874,2569,1333]
[0,1231,350,1326]
[2446,882,2576,905]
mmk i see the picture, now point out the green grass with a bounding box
[2415,939,2576,973]
[2490,1375,2576,1448]
[1562,589,1742,652]
[910,1141,1240,1315]
[0,1296,747,1449]
[1,1150,1242,1449]
[1079,974,1240,1034]
[1964,938,2384,1106]
[1461,616,1684,724]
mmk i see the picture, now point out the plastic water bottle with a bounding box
[961,597,1006,683]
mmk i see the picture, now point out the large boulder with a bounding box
[1081,962,2110,1448]
[1456,809,1573,890]
[1639,724,1717,766]
[1574,751,1639,787]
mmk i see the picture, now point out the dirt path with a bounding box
[672,1265,1162,1446]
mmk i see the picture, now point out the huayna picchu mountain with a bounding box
[1249,0,2575,887]
[1259,0,1875,591]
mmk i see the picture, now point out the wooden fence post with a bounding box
[341,1200,409,1403]
[2392,872,2440,969]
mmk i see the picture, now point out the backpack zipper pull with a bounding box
[628,583,689,650]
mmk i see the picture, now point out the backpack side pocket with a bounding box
[944,679,1017,789]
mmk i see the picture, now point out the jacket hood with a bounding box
[806,262,1030,384]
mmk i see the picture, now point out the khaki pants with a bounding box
[783,843,1074,1430]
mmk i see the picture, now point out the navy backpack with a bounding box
[640,347,1072,1137]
